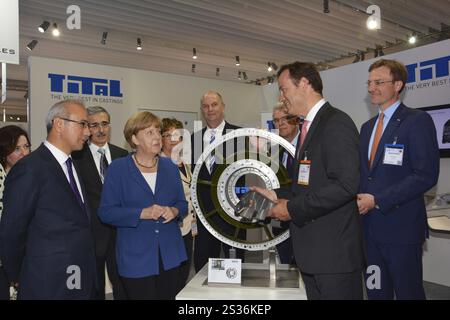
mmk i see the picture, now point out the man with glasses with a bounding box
[73,106,128,300]
[0,99,97,299]
[271,103,299,265]
[358,59,439,299]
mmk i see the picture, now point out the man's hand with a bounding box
[357,193,375,215]
[267,199,291,221]
[250,186,277,202]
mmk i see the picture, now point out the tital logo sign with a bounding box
[406,55,450,83]
[48,73,123,97]
[405,55,450,92]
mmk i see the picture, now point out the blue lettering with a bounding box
[406,55,450,83]
[48,73,123,97]
[109,80,123,97]
[48,73,66,92]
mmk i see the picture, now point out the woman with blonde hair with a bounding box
[98,112,187,300]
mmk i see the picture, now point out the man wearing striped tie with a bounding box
[73,106,128,300]
[191,91,245,272]
[358,59,439,300]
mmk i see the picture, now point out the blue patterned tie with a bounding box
[208,130,216,173]
[65,157,84,209]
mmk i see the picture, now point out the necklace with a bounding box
[134,154,158,169]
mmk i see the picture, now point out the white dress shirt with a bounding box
[44,140,84,202]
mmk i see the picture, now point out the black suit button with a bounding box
[368,177,373,181]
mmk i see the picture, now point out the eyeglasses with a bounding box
[88,121,110,129]
[366,80,395,87]
[273,115,297,125]
[59,117,89,129]
[162,133,183,141]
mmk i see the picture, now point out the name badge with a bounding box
[383,144,404,166]
[297,159,311,185]
[191,217,198,237]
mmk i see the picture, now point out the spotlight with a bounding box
[367,16,378,30]
[360,51,365,61]
[235,55,240,66]
[243,72,248,80]
[52,23,60,37]
[323,0,330,13]
[366,5,381,30]
[191,64,196,73]
[101,32,108,45]
[216,67,220,77]
[238,71,242,80]
[26,40,38,51]
[137,38,142,50]
[38,21,50,33]
[267,62,273,72]
[374,45,384,57]
[408,34,417,44]
[193,48,197,59]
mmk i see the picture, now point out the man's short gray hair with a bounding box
[45,99,85,133]
[86,106,110,121]
[272,102,288,115]
[200,90,224,106]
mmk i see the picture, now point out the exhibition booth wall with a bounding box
[28,56,264,150]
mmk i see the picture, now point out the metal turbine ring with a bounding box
[190,128,296,251]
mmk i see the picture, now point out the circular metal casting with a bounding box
[190,128,296,251]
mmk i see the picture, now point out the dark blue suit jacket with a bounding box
[359,103,440,244]
[0,144,96,299]
[98,155,187,278]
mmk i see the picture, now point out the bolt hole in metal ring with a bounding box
[190,128,296,251]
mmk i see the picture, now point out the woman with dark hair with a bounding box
[0,125,31,300]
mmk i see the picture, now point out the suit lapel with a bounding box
[39,144,89,218]
[370,104,407,171]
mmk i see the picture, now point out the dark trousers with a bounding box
[193,220,245,272]
[272,226,295,265]
[121,252,179,300]
[177,233,193,293]
[364,235,425,300]
[0,266,9,300]
[301,270,363,300]
[96,236,127,300]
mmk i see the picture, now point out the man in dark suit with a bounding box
[271,104,299,265]
[357,59,439,299]
[191,91,245,272]
[0,99,97,299]
[254,62,364,299]
[72,106,128,300]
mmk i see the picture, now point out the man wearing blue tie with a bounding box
[191,91,245,272]
[0,99,97,299]
[358,59,440,299]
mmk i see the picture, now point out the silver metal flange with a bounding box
[190,128,296,251]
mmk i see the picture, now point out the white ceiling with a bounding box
[14,0,449,84]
